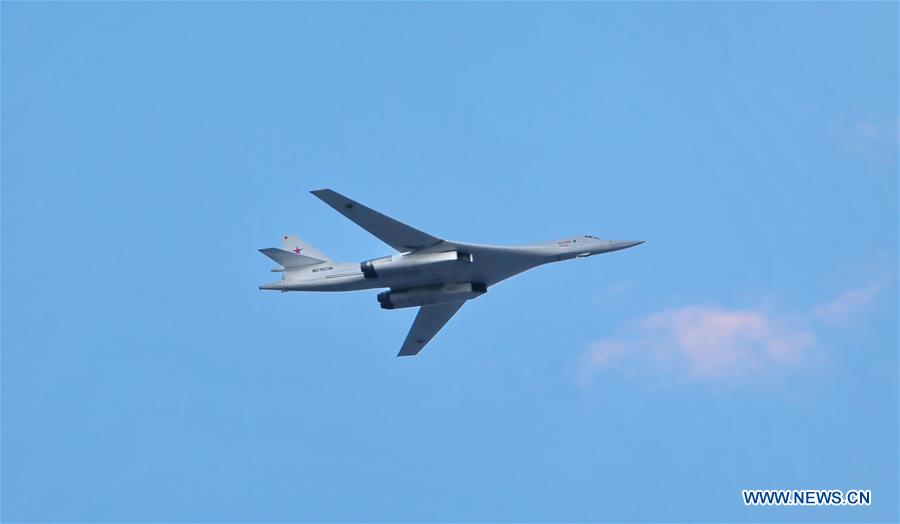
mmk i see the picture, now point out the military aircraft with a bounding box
[259,189,643,356]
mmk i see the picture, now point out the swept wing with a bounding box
[311,189,442,252]
[398,301,465,356]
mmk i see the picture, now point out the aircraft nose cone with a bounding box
[603,240,644,253]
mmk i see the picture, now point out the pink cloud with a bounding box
[811,279,885,324]
[581,279,886,387]
[835,117,899,158]
[584,305,814,385]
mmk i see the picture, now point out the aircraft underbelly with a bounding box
[378,265,466,289]
[377,256,537,289]
[261,188,643,356]
[284,250,546,292]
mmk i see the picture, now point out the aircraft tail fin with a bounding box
[258,234,330,269]
[281,234,330,261]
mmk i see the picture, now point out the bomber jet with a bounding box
[259,189,643,356]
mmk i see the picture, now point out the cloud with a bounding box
[835,117,899,159]
[811,279,886,324]
[581,280,886,387]
[583,305,814,385]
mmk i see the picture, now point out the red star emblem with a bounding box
[293,246,302,254]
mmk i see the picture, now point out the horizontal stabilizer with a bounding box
[259,248,326,268]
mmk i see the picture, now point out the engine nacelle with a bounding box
[377,282,487,309]
[360,250,473,279]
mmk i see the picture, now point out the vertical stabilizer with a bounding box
[282,234,329,261]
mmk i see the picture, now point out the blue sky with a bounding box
[2,2,897,522]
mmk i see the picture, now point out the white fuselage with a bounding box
[259,188,645,355]
[263,236,641,294]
